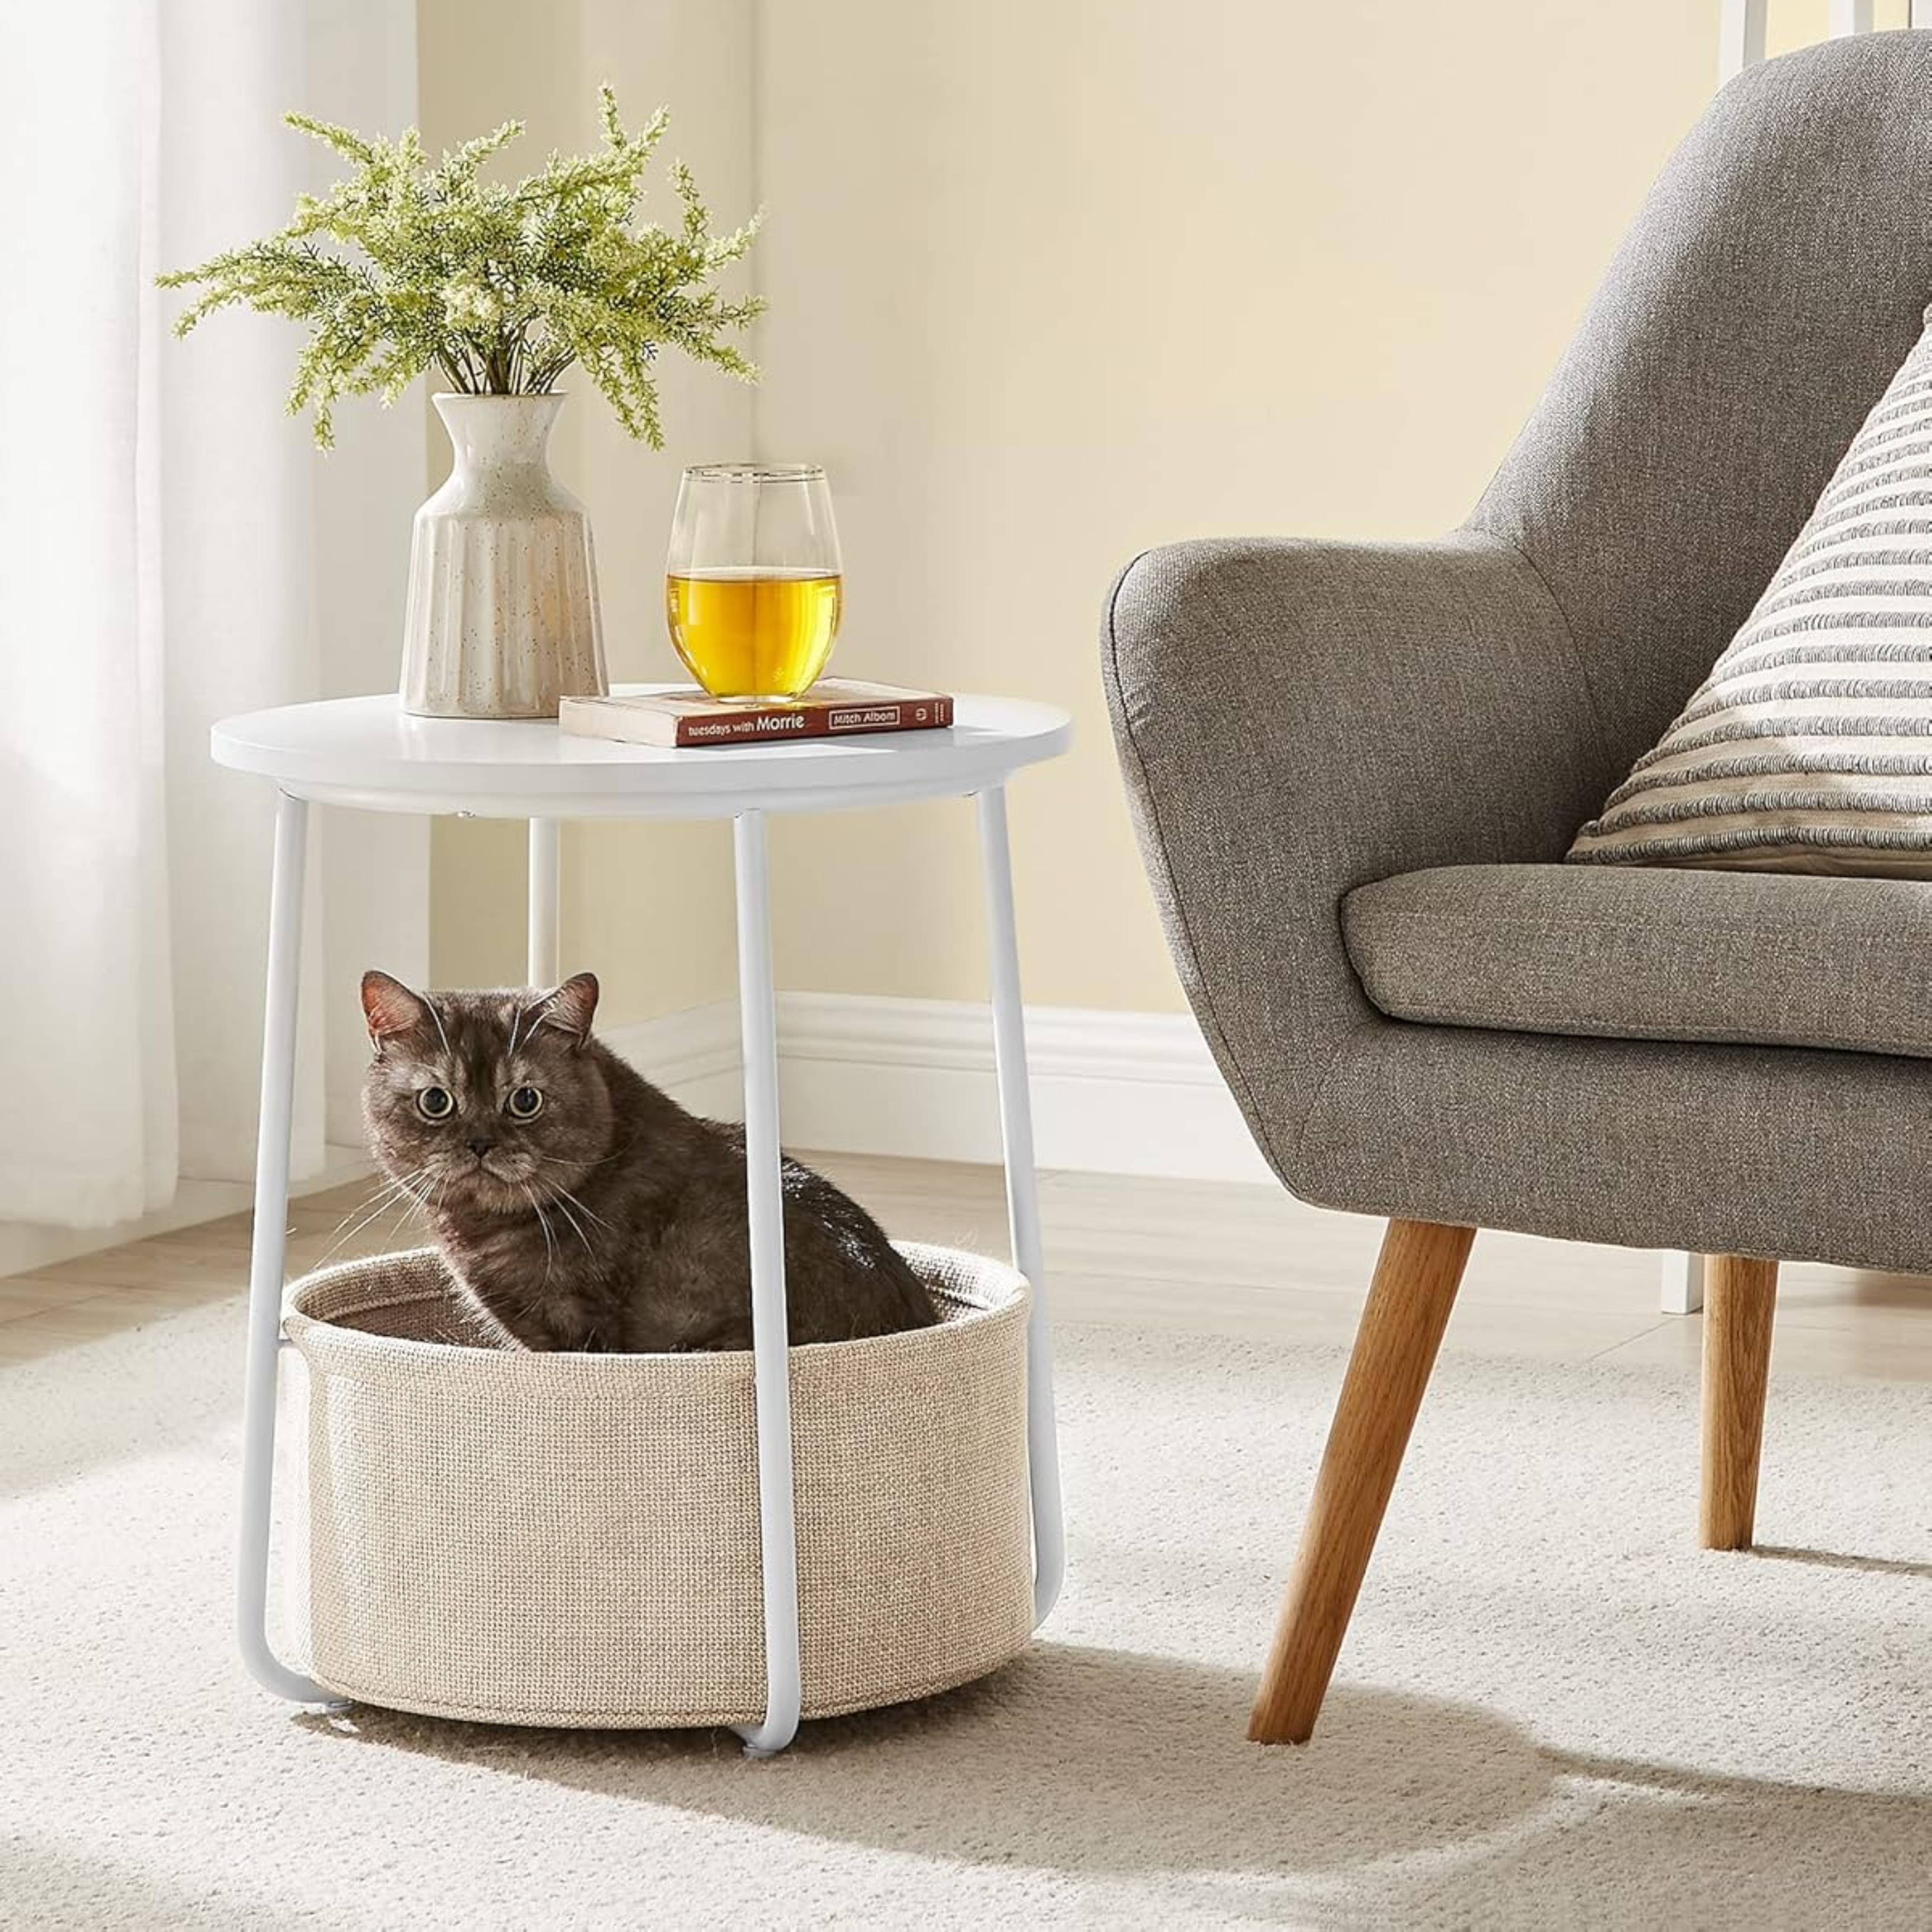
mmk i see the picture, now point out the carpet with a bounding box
[2,1298,1927,1930]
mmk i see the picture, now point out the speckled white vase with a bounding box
[400,393,607,719]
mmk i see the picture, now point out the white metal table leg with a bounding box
[528,818,561,986]
[1661,1251,1706,1316]
[729,809,803,1757]
[976,785,1065,1626]
[237,791,335,1703]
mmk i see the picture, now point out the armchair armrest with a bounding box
[1102,529,1614,1186]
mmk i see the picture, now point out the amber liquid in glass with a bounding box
[665,568,844,701]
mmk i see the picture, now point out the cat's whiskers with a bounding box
[423,995,454,1065]
[518,1179,557,1284]
[545,1190,599,1260]
[318,1169,431,1264]
[551,1185,614,1234]
[321,1169,419,1242]
[378,1170,436,1251]
[505,987,548,1060]
[527,1147,630,1174]
[518,1159,617,1241]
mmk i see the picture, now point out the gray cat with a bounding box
[359,969,937,1351]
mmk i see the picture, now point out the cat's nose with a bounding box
[466,1136,494,1159]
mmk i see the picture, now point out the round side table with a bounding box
[211,687,1072,1755]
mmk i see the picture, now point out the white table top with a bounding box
[211,686,1073,820]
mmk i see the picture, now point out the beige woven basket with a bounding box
[282,1241,1035,1729]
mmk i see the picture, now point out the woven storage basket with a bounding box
[282,1241,1035,1729]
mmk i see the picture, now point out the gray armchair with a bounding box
[1104,32,1932,1745]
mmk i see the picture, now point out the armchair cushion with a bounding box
[1344,863,1932,1060]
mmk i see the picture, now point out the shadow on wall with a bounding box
[302,1641,1932,1924]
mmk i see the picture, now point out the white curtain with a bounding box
[0,0,427,1230]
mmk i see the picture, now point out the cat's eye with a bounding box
[416,1086,454,1121]
[506,1086,543,1120]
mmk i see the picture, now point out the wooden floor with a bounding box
[2,1152,1931,1378]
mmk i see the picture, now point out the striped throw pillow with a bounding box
[1569,311,1932,875]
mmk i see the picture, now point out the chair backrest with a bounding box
[1471,31,1932,790]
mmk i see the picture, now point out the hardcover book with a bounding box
[560,680,956,749]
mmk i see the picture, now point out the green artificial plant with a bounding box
[158,87,762,448]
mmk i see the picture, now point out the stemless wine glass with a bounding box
[664,464,843,702]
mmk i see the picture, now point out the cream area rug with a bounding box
[1,1298,1927,1931]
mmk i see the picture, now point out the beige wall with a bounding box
[419,0,754,1017]
[752,0,1720,1012]
[421,2,1892,1019]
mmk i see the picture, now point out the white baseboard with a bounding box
[604,996,1274,1185]
[1,999,1268,1279]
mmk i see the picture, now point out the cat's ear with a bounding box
[533,971,599,1049]
[361,970,430,1051]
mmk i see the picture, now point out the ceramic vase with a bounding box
[400,393,607,719]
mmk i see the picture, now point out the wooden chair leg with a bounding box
[1248,1217,1476,1745]
[1700,1253,1778,1551]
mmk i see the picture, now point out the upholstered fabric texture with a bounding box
[1103,33,1932,1269]
[1570,311,1932,872]
[1344,864,1932,1059]
[284,1243,1034,1729]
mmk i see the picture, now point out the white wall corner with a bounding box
[601,995,1276,1185]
